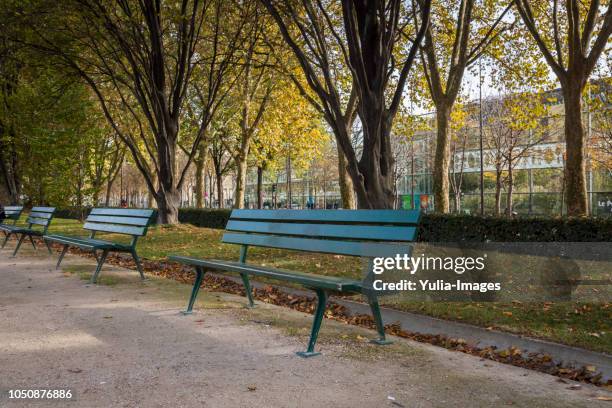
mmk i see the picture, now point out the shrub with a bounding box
[418,214,612,242]
[54,207,611,242]
[178,208,231,229]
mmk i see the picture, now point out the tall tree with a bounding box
[514,0,612,215]
[261,0,431,208]
[230,2,275,209]
[419,0,514,213]
[10,0,245,223]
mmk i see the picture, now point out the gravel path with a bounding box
[0,247,610,407]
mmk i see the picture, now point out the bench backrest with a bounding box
[223,209,420,259]
[26,207,56,233]
[84,208,155,238]
[3,206,23,223]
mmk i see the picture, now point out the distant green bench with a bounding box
[0,207,56,256]
[1,205,23,225]
[44,208,155,284]
[170,209,420,357]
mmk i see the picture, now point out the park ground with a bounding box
[1,245,611,407]
[41,218,611,353]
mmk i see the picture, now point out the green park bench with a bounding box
[1,207,56,256]
[44,208,155,284]
[169,209,421,357]
[1,205,24,225]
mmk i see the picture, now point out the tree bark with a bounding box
[506,161,514,216]
[433,104,452,213]
[234,150,248,209]
[195,144,206,209]
[156,137,180,223]
[563,83,588,216]
[337,144,355,209]
[494,169,503,216]
[216,171,223,208]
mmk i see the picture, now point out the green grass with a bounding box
[38,217,612,353]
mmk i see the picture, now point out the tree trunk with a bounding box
[506,162,514,217]
[195,144,205,209]
[104,180,113,207]
[156,138,179,223]
[216,171,223,208]
[155,188,180,224]
[256,165,264,209]
[563,83,588,216]
[0,132,20,204]
[433,104,452,213]
[350,112,396,209]
[234,150,248,209]
[495,169,503,216]
[337,144,356,209]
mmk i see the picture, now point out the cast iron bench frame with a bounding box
[44,208,154,284]
[169,209,420,357]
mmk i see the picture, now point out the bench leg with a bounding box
[12,234,26,257]
[1,232,11,249]
[182,266,205,315]
[296,288,328,358]
[28,235,37,249]
[130,249,146,280]
[56,245,69,269]
[367,292,392,345]
[240,273,255,308]
[90,249,109,284]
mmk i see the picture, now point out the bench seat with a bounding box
[0,226,44,235]
[169,256,363,292]
[0,224,25,233]
[45,235,132,251]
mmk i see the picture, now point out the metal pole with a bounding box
[411,137,415,209]
[479,58,485,215]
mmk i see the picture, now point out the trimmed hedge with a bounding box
[54,207,611,242]
[54,207,92,220]
[417,214,612,242]
[178,208,231,229]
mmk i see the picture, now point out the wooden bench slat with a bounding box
[226,220,416,242]
[44,235,129,250]
[27,218,49,226]
[222,232,413,258]
[89,208,154,218]
[30,207,55,213]
[86,215,150,226]
[84,222,147,236]
[231,209,420,224]
[29,212,54,219]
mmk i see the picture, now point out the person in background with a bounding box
[0,203,5,223]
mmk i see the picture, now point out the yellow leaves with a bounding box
[254,78,328,173]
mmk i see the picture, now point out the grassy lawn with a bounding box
[27,217,612,353]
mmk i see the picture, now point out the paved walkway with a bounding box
[0,247,610,407]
